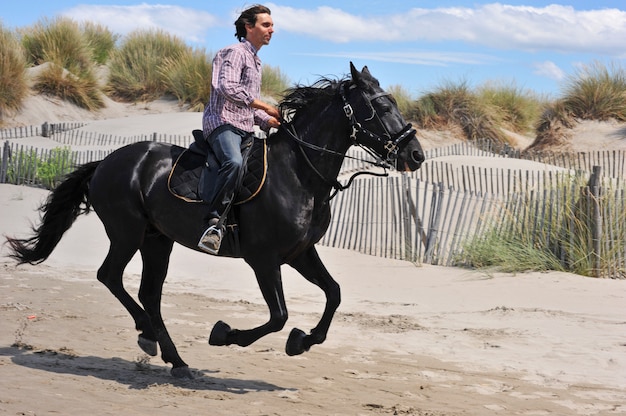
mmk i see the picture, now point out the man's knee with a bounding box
[223,156,243,171]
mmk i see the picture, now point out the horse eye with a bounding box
[377,101,392,113]
[376,96,395,113]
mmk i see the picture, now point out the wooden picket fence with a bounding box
[321,168,626,278]
[0,122,86,139]
[1,124,626,277]
[52,130,193,148]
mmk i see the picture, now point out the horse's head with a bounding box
[342,62,425,171]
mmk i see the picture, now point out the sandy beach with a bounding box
[1,96,626,415]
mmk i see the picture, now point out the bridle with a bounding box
[281,80,416,200]
[338,82,416,167]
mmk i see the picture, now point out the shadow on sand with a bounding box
[0,344,288,394]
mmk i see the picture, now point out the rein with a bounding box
[282,123,390,200]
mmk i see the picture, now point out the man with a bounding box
[198,4,281,254]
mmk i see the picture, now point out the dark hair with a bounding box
[234,4,271,41]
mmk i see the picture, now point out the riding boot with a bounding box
[198,217,222,254]
[197,189,235,255]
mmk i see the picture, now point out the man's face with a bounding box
[246,13,274,49]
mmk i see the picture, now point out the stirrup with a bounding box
[197,225,222,255]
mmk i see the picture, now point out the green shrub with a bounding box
[37,147,74,189]
[5,146,74,189]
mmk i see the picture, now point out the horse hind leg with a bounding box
[138,232,192,378]
[97,237,158,355]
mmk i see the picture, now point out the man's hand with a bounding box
[264,105,281,120]
[252,99,281,119]
[267,116,281,129]
[252,99,281,129]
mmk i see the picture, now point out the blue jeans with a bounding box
[205,125,247,221]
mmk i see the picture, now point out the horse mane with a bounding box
[279,77,348,122]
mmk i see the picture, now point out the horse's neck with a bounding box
[278,119,349,190]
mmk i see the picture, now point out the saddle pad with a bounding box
[168,138,267,204]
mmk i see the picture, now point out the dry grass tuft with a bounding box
[0,24,28,122]
[408,80,509,144]
[107,29,189,102]
[34,63,104,111]
[528,61,626,151]
[160,48,213,112]
[20,17,104,110]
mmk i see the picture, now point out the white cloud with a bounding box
[61,4,219,43]
[270,3,626,56]
[269,5,389,43]
[299,51,498,67]
[532,61,566,81]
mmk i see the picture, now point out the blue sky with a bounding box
[2,1,626,97]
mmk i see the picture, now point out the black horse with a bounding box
[6,63,424,378]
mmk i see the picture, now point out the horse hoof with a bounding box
[209,320,232,346]
[171,365,194,379]
[138,335,158,356]
[286,328,308,356]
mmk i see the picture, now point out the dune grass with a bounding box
[529,61,626,151]
[107,29,189,102]
[261,64,290,101]
[562,61,626,122]
[21,17,93,75]
[459,228,566,273]
[81,21,119,65]
[20,17,104,110]
[477,82,544,134]
[34,63,104,111]
[160,48,213,112]
[0,24,28,121]
[528,100,575,151]
[386,84,414,117]
[408,79,509,143]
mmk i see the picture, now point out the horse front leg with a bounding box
[209,262,288,348]
[285,246,341,355]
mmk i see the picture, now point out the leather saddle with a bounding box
[168,129,267,205]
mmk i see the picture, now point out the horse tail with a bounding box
[5,161,101,265]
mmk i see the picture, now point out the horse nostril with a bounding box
[412,150,424,164]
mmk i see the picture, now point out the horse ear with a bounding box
[350,61,360,83]
[350,62,375,86]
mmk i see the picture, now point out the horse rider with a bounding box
[198,4,281,254]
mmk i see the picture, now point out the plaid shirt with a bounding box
[203,40,271,137]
